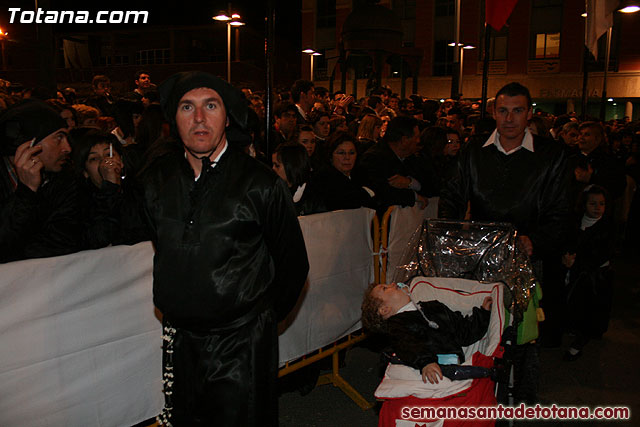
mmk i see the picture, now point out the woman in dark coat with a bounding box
[272,143,326,216]
[71,129,149,248]
[314,131,377,211]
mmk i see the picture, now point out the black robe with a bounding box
[142,143,309,426]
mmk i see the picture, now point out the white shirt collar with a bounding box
[292,182,307,203]
[483,127,534,155]
[295,104,308,121]
[396,301,417,314]
[192,140,228,181]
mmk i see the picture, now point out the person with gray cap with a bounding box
[142,71,309,426]
[0,99,79,263]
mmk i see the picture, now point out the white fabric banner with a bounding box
[279,208,375,364]
[0,208,375,426]
[0,242,162,427]
[385,197,439,283]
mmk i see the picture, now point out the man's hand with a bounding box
[98,155,123,185]
[415,194,429,210]
[334,95,353,111]
[562,253,576,268]
[14,140,44,192]
[482,296,493,311]
[421,362,443,384]
[388,174,411,189]
[518,235,533,257]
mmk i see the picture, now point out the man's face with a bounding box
[315,91,329,104]
[36,129,71,172]
[446,114,462,130]
[401,126,421,156]
[494,94,532,142]
[176,87,228,157]
[300,87,315,110]
[561,129,580,147]
[388,97,399,111]
[314,116,331,139]
[578,126,601,154]
[136,73,151,89]
[276,110,297,135]
[61,109,76,129]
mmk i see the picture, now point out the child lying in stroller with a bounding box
[362,282,495,384]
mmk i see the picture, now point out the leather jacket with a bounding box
[142,143,309,328]
[439,136,571,258]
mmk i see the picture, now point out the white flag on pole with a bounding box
[586,0,617,58]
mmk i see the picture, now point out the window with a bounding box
[136,48,170,65]
[433,0,454,75]
[433,41,454,76]
[534,32,560,58]
[393,0,416,47]
[316,0,336,29]
[529,0,562,59]
[435,0,454,17]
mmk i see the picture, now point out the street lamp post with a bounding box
[449,43,475,98]
[302,49,322,81]
[0,28,8,71]
[213,11,244,82]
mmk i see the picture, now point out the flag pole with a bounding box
[599,26,612,121]
[481,22,491,119]
[581,0,589,120]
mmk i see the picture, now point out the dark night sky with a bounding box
[0,1,301,40]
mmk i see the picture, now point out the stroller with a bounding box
[374,219,542,427]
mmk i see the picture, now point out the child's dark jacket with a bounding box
[387,300,490,371]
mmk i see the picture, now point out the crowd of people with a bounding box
[1,70,639,420]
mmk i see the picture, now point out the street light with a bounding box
[449,43,475,98]
[618,0,640,13]
[302,49,322,81]
[213,11,244,82]
[0,28,7,71]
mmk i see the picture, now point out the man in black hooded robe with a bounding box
[142,71,309,426]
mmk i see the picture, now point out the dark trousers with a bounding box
[161,310,278,427]
[537,257,567,346]
[567,267,614,343]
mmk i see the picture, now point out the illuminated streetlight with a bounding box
[0,28,8,71]
[213,11,244,82]
[302,49,322,81]
[449,43,475,98]
[618,1,640,13]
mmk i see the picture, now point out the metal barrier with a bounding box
[278,331,373,410]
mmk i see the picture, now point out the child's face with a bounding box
[371,283,411,319]
[585,193,605,219]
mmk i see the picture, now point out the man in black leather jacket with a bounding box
[0,100,80,263]
[142,71,309,426]
[439,82,571,404]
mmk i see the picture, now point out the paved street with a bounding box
[278,250,640,426]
